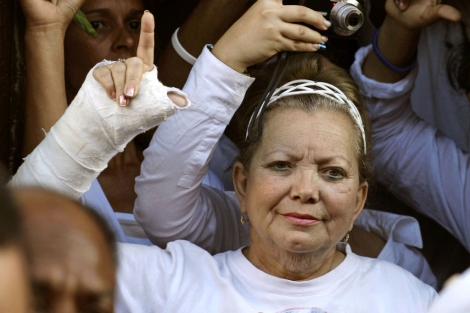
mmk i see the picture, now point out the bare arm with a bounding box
[20,0,84,156]
[362,0,461,83]
[157,0,254,88]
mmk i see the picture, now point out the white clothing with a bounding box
[10,61,189,200]
[134,45,437,286]
[115,240,436,313]
[427,267,470,313]
[355,210,437,288]
[411,20,470,151]
[80,167,225,245]
[350,45,470,252]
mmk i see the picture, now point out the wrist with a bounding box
[377,17,421,68]
[25,22,68,38]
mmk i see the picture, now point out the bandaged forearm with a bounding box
[10,61,190,199]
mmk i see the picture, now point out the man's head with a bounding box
[0,182,30,313]
[12,188,117,313]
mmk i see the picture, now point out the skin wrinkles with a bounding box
[234,108,368,281]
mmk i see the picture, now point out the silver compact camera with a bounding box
[284,0,365,38]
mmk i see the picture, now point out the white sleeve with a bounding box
[9,62,189,200]
[134,46,253,254]
[350,45,470,252]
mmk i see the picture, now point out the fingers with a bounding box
[280,23,328,49]
[124,58,144,99]
[109,62,128,106]
[280,5,331,31]
[422,4,461,24]
[136,10,155,70]
[93,67,117,101]
[394,0,409,11]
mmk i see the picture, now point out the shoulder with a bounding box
[350,253,437,298]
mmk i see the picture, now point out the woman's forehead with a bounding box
[259,108,358,158]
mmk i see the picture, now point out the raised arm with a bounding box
[134,0,332,253]
[10,12,189,199]
[350,0,470,250]
[157,0,254,88]
[19,0,84,156]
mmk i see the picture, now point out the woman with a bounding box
[108,52,437,312]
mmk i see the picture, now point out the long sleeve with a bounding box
[350,45,470,252]
[134,46,253,253]
[10,62,188,200]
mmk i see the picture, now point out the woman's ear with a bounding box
[233,161,248,214]
[349,181,368,231]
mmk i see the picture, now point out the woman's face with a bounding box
[234,108,368,256]
[64,0,145,100]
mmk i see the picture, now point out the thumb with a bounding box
[421,4,461,24]
[137,10,155,70]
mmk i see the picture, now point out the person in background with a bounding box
[13,187,117,313]
[0,171,30,313]
[350,0,470,274]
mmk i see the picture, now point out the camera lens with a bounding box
[330,1,364,36]
[348,13,360,27]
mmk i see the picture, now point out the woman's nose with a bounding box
[289,170,320,204]
[112,29,138,53]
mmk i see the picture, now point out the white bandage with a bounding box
[10,61,190,199]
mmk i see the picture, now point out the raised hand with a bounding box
[93,11,186,107]
[211,0,331,73]
[20,0,86,31]
[386,0,461,30]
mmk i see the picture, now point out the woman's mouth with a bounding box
[281,213,319,226]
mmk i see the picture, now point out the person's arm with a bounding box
[157,0,254,88]
[134,0,331,253]
[362,0,460,83]
[19,0,83,156]
[350,0,469,250]
[10,12,189,200]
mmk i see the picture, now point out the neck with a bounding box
[243,241,344,281]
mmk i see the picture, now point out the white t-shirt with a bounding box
[115,241,437,313]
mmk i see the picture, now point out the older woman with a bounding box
[12,14,436,313]
[113,52,436,311]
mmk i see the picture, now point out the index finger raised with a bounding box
[137,10,155,70]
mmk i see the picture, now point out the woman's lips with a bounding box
[281,213,319,226]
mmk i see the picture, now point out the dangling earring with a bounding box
[240,213,250,225]
[342,232,350,243]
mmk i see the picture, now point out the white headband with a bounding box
[246,79,367,154]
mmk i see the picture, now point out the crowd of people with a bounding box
[1,0,470,312]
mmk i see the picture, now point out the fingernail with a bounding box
[319,44,327,50]
[313,44,320,50]
[119,95,127,106]
[398,0,405,9]
[324,20,331,29]
[111,91,116,100]
[125,86,135,97]
[321,36,329,43]
[144,10,149,13]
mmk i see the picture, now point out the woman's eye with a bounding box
[128,21,141,31]
[326,168,345,180]
[269,161,292,171]
[90,21,104,30]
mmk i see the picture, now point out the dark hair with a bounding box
[447,22,470,93]
[228,53,372,184]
